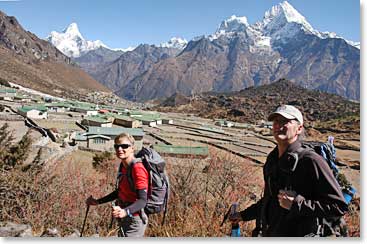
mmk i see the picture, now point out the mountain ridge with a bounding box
[0,11,110,99]
[67,1,359,102]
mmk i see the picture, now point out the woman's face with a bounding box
[114,137,134,162]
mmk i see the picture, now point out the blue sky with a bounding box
[0,0,361,49]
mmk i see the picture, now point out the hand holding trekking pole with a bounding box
[86,195,98,206]
[112,204,128,218]
[229,211,242,223]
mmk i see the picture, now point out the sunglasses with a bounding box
[114,144,132,150]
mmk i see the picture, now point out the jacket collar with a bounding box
[273,139,303,159]
[285,139,302,154]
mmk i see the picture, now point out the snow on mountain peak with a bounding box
[160,37,188,49]
[216,15,249,34]
[47,23,108,58]
[260,1,315,35]
[63,22,82,37]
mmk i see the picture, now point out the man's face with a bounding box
[114,137,134,161]
[272,114,303,144]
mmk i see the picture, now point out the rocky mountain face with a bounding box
[73,46,124,82]
[0,11,109,99]
[91,44,182,92]
[156,79,360,130]
[0,11,70,64]
[74,1,359,102]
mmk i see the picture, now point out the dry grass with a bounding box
[0,144,360,237]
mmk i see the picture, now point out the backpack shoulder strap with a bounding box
[292,144,317,171]
[126,158,143,192]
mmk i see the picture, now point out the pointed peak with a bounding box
[262,1,313,31]
[63,22,80,33]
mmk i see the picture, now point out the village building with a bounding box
[113,114,142,128]
[259,120,273,129]
[162,118,174,125]
[13,94,32,103]
[71,106,98,116]
[153,144,209,158]
[17,105,48,119]
[46,102,71,113]
[81,115,113,127]
[215,119,234,128]
[0,88,17,101]
[72,126,145,152]
[130,113,162,127]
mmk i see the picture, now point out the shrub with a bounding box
[92,151,114,170]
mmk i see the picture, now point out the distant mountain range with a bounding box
[50,1,358,102]
[47,22,188,58]
[0,1,360,102]
[0,10,109,99]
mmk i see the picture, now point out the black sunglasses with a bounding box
[114,144,132,150]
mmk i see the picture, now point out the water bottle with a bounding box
[230,202,241,237]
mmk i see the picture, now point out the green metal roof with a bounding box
[18,105,48,113]
[87,135,111,140]
[86,126,145,137]
[113,114,138,121]
[132,114,161,122]
[0,88,16,93]
[14,94,31,99]
[153,144,209,156]
[83,116,111,123]
[45,102,70,108]
[74,132,87,141]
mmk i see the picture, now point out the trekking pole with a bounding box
[80,204,90,237]
[111,201,126,237]
[220,205,232,227]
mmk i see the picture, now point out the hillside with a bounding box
[0,11,110,99]
[155,79,360,133]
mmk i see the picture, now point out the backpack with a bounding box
[294,136,356,237]
[117,146,169,224]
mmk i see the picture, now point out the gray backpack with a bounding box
[118,147,169,223]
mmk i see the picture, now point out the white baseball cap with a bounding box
[268,105,303,125]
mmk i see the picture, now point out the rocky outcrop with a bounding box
[0,222,85,237]
[0,222,33,237]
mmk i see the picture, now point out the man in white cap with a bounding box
[229,105,348,237]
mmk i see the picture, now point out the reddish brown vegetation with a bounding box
[0,134,360,237]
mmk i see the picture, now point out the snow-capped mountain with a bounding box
[214,15,249,36]
[210,1,359,50]
[113,0,359,101]
[67,1,359,102]
[47,23,109,58]
[160,37,188,49]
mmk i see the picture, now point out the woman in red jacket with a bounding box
[86,133,149,237]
